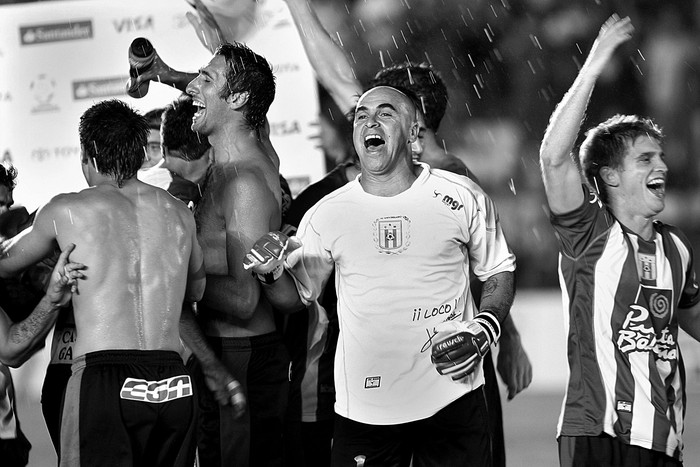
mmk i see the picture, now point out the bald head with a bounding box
[352,85,419,178]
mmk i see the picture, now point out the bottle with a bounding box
[125,37,156,98]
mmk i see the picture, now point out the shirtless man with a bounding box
[0,99,206,467]
[185,42,289,466]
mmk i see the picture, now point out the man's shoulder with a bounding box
[213,161,276,189]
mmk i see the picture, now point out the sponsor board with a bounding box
[20,20,93,46]
[72,77,128,100]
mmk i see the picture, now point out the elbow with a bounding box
[0,351,26,368]
[236,292,260,322]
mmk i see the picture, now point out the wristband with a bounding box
[254,264,283,284]
[473,310,501,345]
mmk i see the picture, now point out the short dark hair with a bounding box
[579,114,664,204]
[144,107,165,131]
[79,99,149,187]
[369,62,448,132]
[161,96,211,162]
[215,42,275,131]
[0,163,18,191]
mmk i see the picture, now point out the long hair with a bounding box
[215,42,275,131]
[579,114,663,204]
[79,99,149,187]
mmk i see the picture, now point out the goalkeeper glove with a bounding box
[431,311,500,381]
[242,231,289,284]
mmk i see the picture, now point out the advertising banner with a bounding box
[0,0,324,211]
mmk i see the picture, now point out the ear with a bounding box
[227,91,249,110]
[599,166,619,187]
[80,147,89,166]
[408,121,419,143]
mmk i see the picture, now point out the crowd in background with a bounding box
[1,0,699,283]
[310,0,700,287]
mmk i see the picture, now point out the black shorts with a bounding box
[195,332,289,467]
[558,434,682,467]
[60,350,196,467]
[331,388,492,467]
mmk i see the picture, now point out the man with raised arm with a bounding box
[185,42,289,467]
[539,15,700,466]
[0,99,206,467]
[246,84,515,466]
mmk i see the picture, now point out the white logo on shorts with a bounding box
[120,375,193,403]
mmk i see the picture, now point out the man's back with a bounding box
[48,180,197,355]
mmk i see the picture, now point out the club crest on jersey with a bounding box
[373,216,410,254]
[120,375,193,403]
[638,252,656,281]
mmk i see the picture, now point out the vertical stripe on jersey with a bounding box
[557,228,611,435]
[605,226,640,444]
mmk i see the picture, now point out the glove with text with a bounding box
[431,311,501,381]
[242,231,290,284]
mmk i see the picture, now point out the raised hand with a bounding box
[186,0,225,54]
[585,14,634,77]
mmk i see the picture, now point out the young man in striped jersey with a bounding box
[540,15,700,466]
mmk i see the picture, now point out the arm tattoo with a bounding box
[10,299,57,345]
[479,271,515,323]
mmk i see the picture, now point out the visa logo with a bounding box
[113,16,154,33]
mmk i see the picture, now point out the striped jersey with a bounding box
[551,185,700,460]
[286,163,516,424]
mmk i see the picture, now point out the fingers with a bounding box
[500,358,533,400]
[435,355,479,380]
[226,380,247,418]
[243,232,289,271]
[56,243,76,267]
[508,362,533,400]
[600,15,634,38]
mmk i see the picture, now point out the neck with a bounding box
[208,123,259,164]
[360,163,420,197]
[613,209,656,241]
[183,158,212,185]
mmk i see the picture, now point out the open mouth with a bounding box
[646,177,666,197]
[364,134,385,149]
[192,100,206,123]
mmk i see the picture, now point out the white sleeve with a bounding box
[465,186,516,281]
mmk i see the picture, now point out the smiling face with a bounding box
[610,135,667,217]
[186,55,230,137]
[352,86,418,177]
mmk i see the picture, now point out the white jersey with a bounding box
[286,163,515,424]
